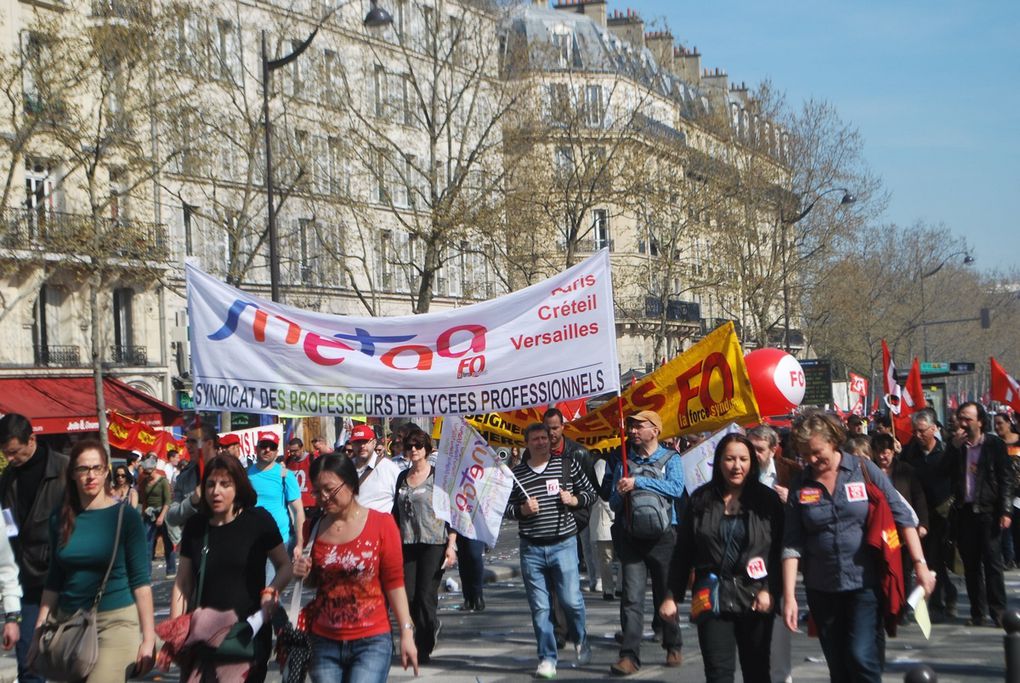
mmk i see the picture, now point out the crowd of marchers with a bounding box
[0,399,1016,682]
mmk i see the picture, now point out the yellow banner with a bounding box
[464,323,760,456]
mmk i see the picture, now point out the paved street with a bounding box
[0,520,1014,682]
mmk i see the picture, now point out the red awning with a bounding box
[0,376,183,435]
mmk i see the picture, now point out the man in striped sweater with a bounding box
[506,422,597,679]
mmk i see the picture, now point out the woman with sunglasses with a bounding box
[33,439,155,681]
[392,429,457,664]
[111,465,139,509]
[293,453,418,682]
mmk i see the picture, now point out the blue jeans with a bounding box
[145,519,176,574]
[806,586,883,683]
[309,632,393,683]
[17,601,43,683]
[519,536,587,663]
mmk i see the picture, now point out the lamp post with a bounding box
[262,0,392,302]
[780,187,855,353]
[919,252,974,362]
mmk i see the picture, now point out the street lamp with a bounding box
[919,252,974,362]
[779,187,856,353]
[262,1,392,302]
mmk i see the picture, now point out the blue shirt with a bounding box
[247,462,301,542]
[783,453,916,592]
[609,445,685,525]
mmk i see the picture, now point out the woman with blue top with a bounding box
[782,413,935,683]
[34,439,155,681]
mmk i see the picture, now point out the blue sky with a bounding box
[636,0,1020,273]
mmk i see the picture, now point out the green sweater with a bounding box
[45,503,150,612]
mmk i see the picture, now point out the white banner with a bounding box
[186,250,619,417]
[680,423,745,495]
[433,416,515,548]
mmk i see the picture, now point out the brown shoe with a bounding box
[665,648,683,667]
[610,657,640,676]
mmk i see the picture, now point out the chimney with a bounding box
[552,0,607,28]
[645,31,673,70]
[606,8,645,51]
[673,45,701,85]
[701,67,729,108]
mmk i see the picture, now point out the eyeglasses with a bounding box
[405,443,426,451]
[73,465,107,478]
[314,482,345,505]
[115,473,127,478]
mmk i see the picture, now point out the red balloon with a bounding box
[744,348,806,417]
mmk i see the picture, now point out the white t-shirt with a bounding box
[356,454,402,513]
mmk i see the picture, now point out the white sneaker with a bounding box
[592,580,603,593]
[575,640,592,665]
[536,659,557,678]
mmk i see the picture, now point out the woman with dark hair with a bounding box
[170,454,292,681]
[783,412,934,683]
[392,429,457,664]
[659,434,783,683]
[993,412,1020,569]
[111,464,139,509]
[293,453,418,682]
[33,439,155,681]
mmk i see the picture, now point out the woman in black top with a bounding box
[659,434,783,683]
[169,455,292,682]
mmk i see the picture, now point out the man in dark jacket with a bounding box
[0,413,68,683]
[901,407,958,620]
[947,402,1013,626]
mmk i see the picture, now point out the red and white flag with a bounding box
[882,340,904,414]
[991,357,1020,413]
[893,359,927,443]
[848,372,869,416]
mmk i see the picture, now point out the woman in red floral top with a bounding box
[293,453,418,682]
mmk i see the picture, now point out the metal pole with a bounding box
[920,273,929,362]
[782,221,791,353]
[262,31,281,303]
[1004,610,1020,683]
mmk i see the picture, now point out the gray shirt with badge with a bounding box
[783,453,916,593]
[393,467,449,546]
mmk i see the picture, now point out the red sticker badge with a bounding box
[746,556,767,580]
[845,482,867,503]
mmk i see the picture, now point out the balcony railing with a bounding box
[34,345,82,367]
[768,328,805,347]
[91,0,149,21]
[1,209,167,260]
[574,238,613,253]
[109,345,147,366]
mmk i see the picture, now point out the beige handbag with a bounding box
[29,503,125,681]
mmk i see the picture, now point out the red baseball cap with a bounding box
[218,433,240,447]
[348,424,376,442]
[256,431,280,447]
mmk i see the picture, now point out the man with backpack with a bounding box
[608,410,685,676]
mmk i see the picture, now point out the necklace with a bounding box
[331,507,364,526]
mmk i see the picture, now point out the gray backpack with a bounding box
[627,452,676,539]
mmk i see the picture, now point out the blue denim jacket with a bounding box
[609,445,685,525]
[782,453,916,592]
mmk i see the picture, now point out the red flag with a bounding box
[893,359,927,443]
[948,393,960,411]
[555,399,588,421]
[990,358,1020,413]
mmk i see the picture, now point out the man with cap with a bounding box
[217,432,245,466]
[248,431,305,566]
[169,421,218,528]
[608,409,685,676]
[348,424,402,512]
